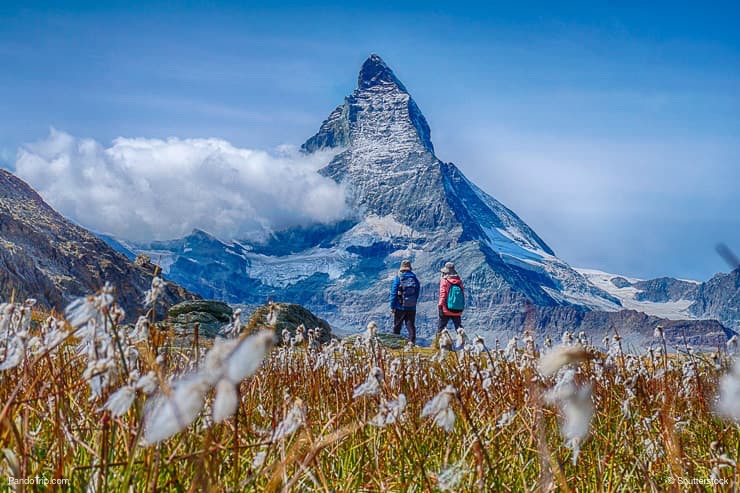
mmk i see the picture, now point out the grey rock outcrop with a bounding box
[168,300,233,338]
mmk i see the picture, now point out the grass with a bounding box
[0,300,738,492]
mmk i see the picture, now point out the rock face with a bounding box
[168,300,233,338]
[110,55,734,347]
[244,303,332,345]
[690,268,740,331]
[631,277,700,303]
[0,169,196,318]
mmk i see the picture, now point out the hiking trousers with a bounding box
[393,309,416,344]
[438,309,462,333]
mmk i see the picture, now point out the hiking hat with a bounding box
[441,262,457,275]
[399,259,412,271]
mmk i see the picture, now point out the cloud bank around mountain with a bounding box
[15,129,349,242]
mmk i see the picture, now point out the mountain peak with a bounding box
[358,54,407,92]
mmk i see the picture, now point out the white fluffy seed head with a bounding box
[539,345,590,377]
[212,379,239,423]
[142,377,210,445]
[101,385,136,417]
[271,399,305,441]
[223,330,275,383]
[421,385,457,433]
[717,360,740,422]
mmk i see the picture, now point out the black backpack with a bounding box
[398,275,418,308]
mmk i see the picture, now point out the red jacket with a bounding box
[438,275,464,316]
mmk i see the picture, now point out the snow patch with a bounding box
[576,268,697,320]
[245,248,357,288]
[339,214,420,248]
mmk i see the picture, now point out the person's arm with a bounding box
[438,278,447,307]
[390,276,400,309]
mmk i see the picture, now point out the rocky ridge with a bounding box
[0,169,196,319]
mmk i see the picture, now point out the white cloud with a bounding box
[15,129,349,242]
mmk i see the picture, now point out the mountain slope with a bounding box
[0,169,195,317]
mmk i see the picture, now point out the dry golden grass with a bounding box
[0,305,738,492]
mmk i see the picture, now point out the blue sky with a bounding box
[1,1,739,280]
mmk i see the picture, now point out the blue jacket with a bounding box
[390,271,420,310]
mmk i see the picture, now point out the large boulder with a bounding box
[168,300,233,338]
[244,302,332,345]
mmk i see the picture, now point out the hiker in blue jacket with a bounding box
[390,259,420,345]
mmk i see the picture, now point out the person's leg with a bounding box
[438,313,449,333]
[452,316,462,330]
[435,313,449,348]
[406,310,417,344]
[393,310,404,335]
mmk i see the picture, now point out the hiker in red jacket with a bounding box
[438,262,464,334]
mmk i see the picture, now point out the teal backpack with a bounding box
[446,283,465,312]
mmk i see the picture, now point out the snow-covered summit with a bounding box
[358,54,409,92]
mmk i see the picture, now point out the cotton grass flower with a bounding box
[421,385,457,433]
[438,330,453,351]
[472,335,486,354]
[544,369,593,465]
[503,336,518,361]
[143,376,211,444]
[538,344,590,377]
[252,450,267,469]
[65,285,114,329]
[364,321,377,342]
[101,385,136,417]
[653,325,664,340]
[143,276,166,307]
[206,330,275,422]
[496,409,516,429]
[129,316,149,344]
[717,359,740,422]
[213,378,239,423]
[135,371,158,394]
[369,394,406,427]
[271,399,306,441]
[221,330,275,383]
[435,460,468,491]
[220,308,243,336]
[455,327,467,350]
[353,367,383,398]
[0,339,23,371]
[142,330,274,443]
